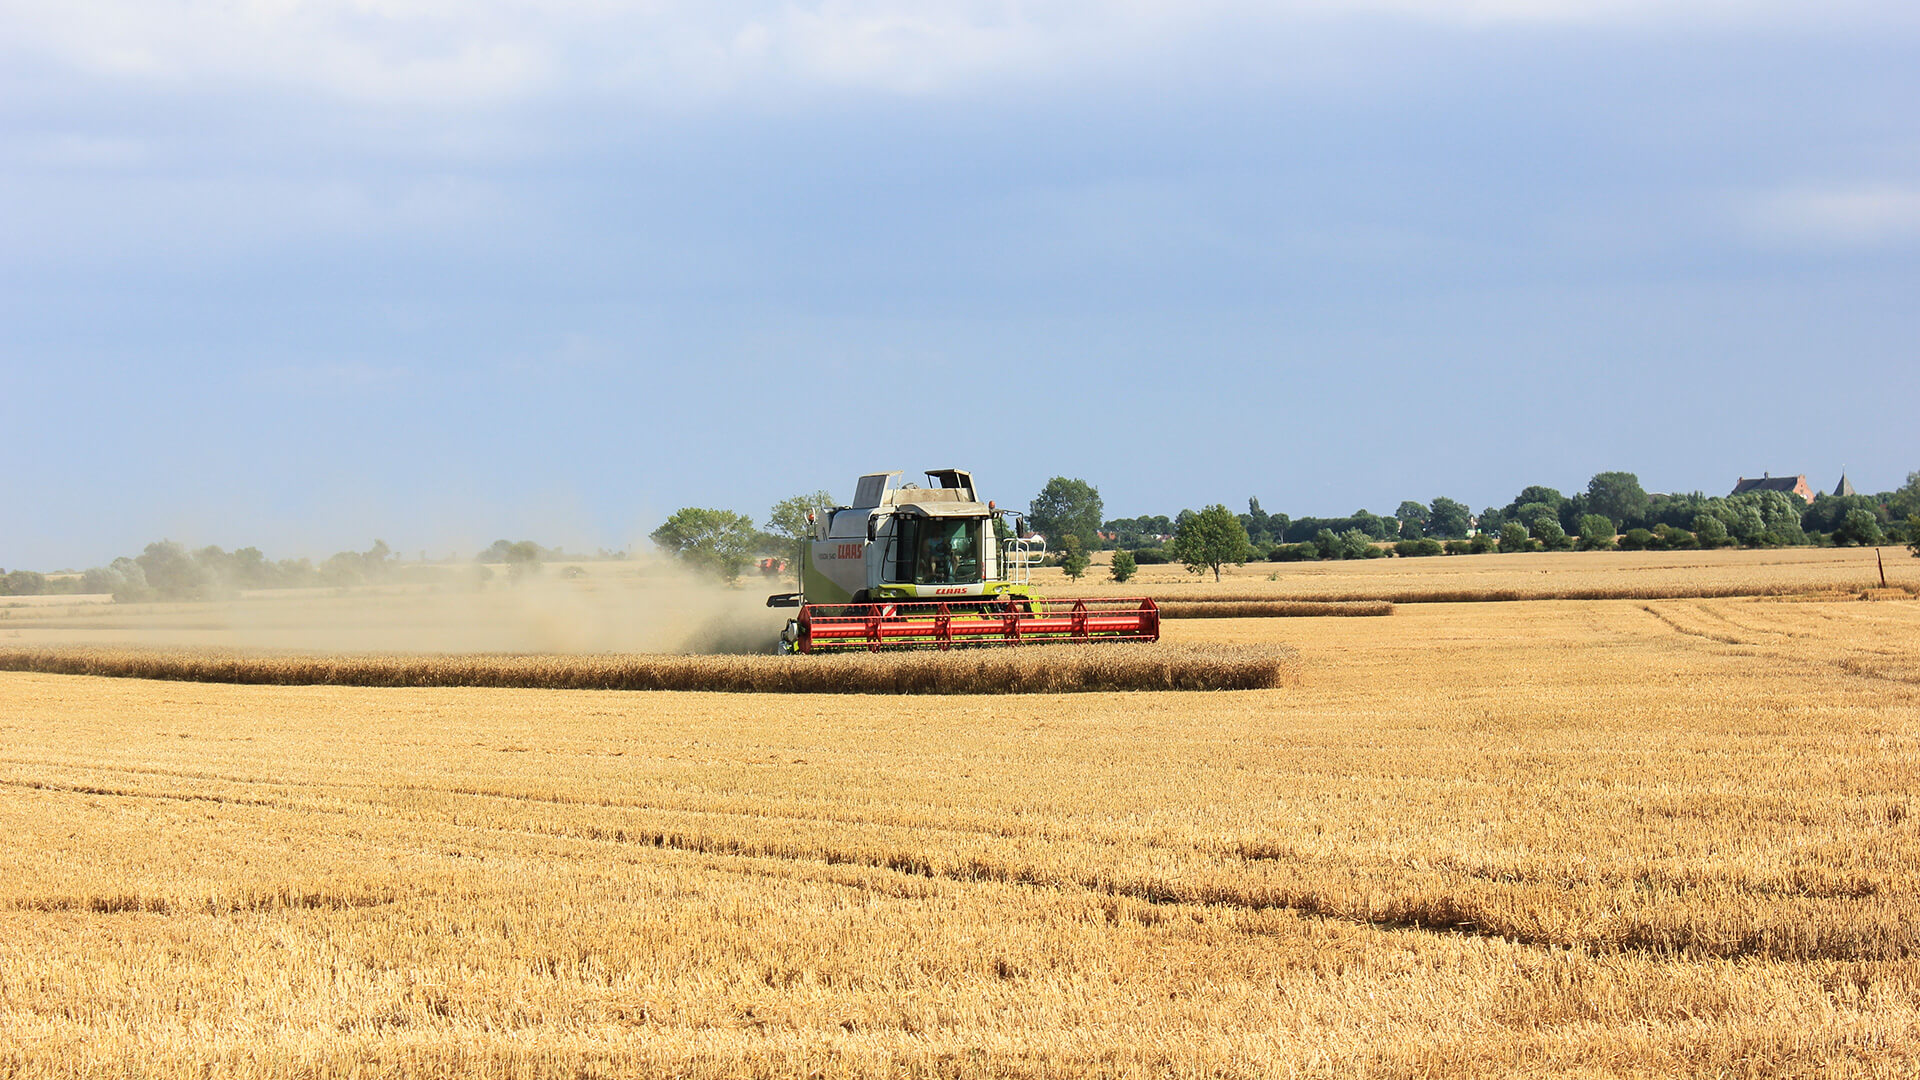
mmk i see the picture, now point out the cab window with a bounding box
[914,519,981,585]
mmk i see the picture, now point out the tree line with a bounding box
[8,471,1916,600]
[0,539,624,601]
[1026,470,1920,582]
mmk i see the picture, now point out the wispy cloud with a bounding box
[1298,0,1909,27]
[4,1,1913,104]
[0,1,552,104]
[1737,183,1920,249]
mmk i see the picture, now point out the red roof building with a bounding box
[1731,473,1815,503]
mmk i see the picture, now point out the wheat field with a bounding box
[1083,543,1910,602]
[3,549,1919,1077]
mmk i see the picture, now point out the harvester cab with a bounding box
[767,469,1157,653]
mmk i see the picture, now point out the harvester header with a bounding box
[769,469,1159,653]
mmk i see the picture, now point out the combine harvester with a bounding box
[767,469,1160,653]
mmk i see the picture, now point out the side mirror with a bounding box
[867,513,878,542]
[1015,516,1027,538]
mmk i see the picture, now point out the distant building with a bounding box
[1731,473,1815,504]
[1833,474,1857,497]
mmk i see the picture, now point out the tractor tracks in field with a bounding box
[0,754,1111,850]
[1637,603,1760,647]
[11,887,403,917]
[0,774,346,816]
[0,765,1565,955]
[0,756,1518,949]
[1636,601,1920,694]
[8,751,1910,963]
[419,805,1918,963]
[11,768,1901,962]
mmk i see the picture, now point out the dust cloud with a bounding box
[1,558,793,656]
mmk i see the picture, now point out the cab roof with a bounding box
[851,469,979,508]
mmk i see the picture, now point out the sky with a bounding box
[3,1,1917,569]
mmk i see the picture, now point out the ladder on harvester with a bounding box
[1003,535,1046,590]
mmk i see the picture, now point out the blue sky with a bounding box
[3,1,1917,568]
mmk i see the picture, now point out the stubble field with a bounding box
[2,547,1918,1077]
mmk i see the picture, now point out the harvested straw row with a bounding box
[1158,600,1391,618]
[0,643,1298,694]
[1152,582,1911,605]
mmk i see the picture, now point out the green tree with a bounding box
[1534,518,1572,550]
[1888,473,1920,521]
[136,541,213,600]
[1801,493,1885,537]
[766,490,836,543]
[1109,548,1136,583]
[318,540,398,588]
[1349,509,1392,540]
[1693,514,1731,549]
[1515,502,1560,534]
[1722,503,1768,546]
[651,508,760,583]
[92,557,153,602]
[1556,493,1591,534]
[1337,529,1376,560]
[1173,504,1253,581]
[1240,498,1274,549]
[1832,508,1886,547]
[1059,534,1090,581]
[1427,497,1472,540]
[1577,514,1616,551]
[1908,515,1920,558]
[1104,514,1175,549]
[1029,478,1105,552]
[1499,521,1533,553]
[1504,486,1565,516]
[225,546,275,589]
[320,552,364,587]
[503,540,543,582]
[365,539,394,573]
[1396,500,1431,532]
[1587,472,1650,529]
[765,489,835,589]
[0,570,47,596]
[1619,528,1655,551]
[80,565,121,597]
[1656,524,1698,550]
[1266,513,1291,546]
[1737,490,1807,545]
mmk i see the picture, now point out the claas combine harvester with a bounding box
[766,469,1159,653]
